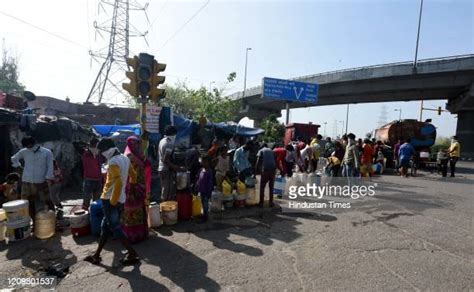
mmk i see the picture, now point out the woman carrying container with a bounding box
[122,136,151,243]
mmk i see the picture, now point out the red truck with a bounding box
[284,123,320,145]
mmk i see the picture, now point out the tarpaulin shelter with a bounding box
[92,106,264,148]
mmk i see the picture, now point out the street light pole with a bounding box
[243,47,252,98]
[413,0,424,72]
[394,108,402,121]
[345,104,349,134]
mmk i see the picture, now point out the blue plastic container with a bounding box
[89,200,104,236]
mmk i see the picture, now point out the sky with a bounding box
[0,0,472,138]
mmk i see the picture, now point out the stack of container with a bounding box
[2,200,32,242]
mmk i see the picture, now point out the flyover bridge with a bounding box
[230,54,474,158]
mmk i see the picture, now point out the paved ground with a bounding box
[0,162,473,291]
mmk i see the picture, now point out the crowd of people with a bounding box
[0,126,463,265]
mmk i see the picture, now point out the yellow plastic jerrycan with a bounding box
[236,180,246,196]
[222,180,232,197]
[192,195,203,217]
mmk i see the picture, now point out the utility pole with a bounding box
[419,100,424,121]
[413,0,424,72]
[394,108,402,121]
[242,47,252,98]
[345,104,349,134]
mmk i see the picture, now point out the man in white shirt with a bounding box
[11,136,55,223]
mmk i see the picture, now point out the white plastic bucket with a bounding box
[5,218,31,242]
[2,200,29,221]
[70,210,90,228]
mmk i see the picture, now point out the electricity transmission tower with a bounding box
[332,119,339,139]
[86,0,148,104]
[377,104,389,127]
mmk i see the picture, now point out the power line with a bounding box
[147,0,170,30]
[0,11,89,50]
[158,0,211,50]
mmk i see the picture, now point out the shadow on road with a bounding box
[99,236,220,291]
[4,232,77,279]
[157,209,337,258]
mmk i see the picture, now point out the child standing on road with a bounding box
[197,155,213,223]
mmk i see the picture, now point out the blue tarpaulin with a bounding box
[92,107,263,145]
[92,124,141,136]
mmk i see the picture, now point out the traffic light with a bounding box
[137,53,155,97]
[122,56,139,97]
[150,60,167,102]
[437,106,442,115]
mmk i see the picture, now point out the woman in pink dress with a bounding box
[122,136,152,243]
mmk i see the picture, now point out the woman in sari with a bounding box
[122,136,152,243]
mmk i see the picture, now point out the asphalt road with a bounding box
[0,162,472,291]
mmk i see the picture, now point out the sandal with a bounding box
[84,255,102,265]
[119,256,140,266]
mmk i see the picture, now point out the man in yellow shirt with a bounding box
[85,139,139,266]
[447,135,461,177]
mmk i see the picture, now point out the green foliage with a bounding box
[160,73,240,123]
[0,44,24,94]
[260,114,285,143]
[431,136,451,155]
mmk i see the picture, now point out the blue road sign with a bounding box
[262,77,318,103]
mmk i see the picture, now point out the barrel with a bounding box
[160,201,178,225]
[147,202,161,228]
[2,200,29,221]
[5,218,31,242]
[70,210,91,237]
[176,190,192,220]
[89,200,103,236]
[34,210,56,239]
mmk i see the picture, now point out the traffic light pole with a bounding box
[140,95,147,135]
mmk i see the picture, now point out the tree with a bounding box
[160,72,240,123]
[260,114,285,143]
[0,41,24,94]
[431,136,451,156]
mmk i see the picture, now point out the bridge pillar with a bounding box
[456,110,474,159]
[447,84,474,159]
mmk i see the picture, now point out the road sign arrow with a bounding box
[293,86,304,100]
